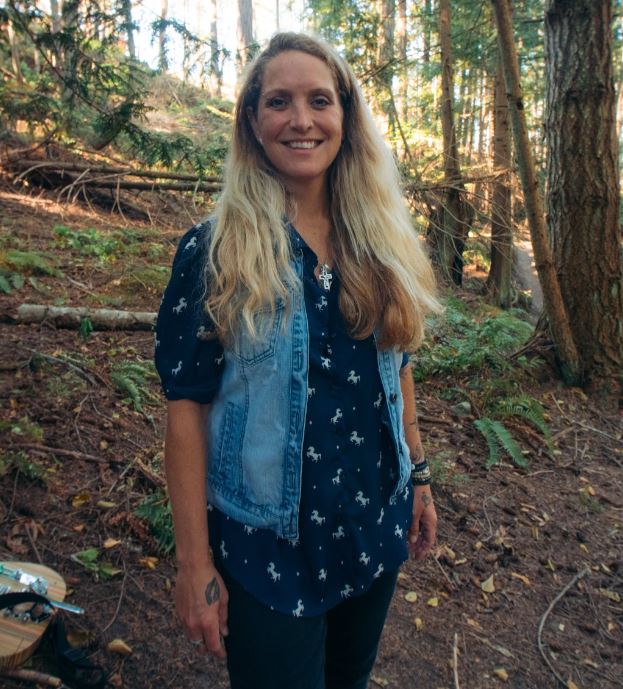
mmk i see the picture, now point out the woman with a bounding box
[155,32,439,689]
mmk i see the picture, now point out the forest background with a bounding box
[0,1,621,689]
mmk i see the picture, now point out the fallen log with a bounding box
[11,159,222,184]
[76,179,222,192]
[6,304,156,331]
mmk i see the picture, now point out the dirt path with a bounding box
[0,189,621,689]
[514,238,543,315]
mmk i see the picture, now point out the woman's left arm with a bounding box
[400,363,438,560]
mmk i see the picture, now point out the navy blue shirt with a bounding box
[156,223,412,617]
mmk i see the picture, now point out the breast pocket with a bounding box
[231,302,286,365]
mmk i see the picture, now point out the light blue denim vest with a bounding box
[206,248,411,540]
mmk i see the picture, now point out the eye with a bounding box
[311,96,331,108]
[266,96,287,109]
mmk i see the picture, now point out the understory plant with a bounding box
[134,491,174,554]
[414,296,552,468]
[110,359,159,413]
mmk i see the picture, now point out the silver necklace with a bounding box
[318,263,333,291]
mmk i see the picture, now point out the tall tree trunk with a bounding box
[60,0,79,108]
[491,0,580,384]
[423,0,432,65]
[458,68,471,156]
[182,0,190,82]
[49,0,61,67]
[7,17,22,85]
[431,0,470,286]
[397,0,408,123]
[159,0,169,72]
[237,0,254,72]
[616,32,623,155]
[472,70,488,213]
[50,0,62,32]
[206,0,222,96]
[377,0,396,141]
[544,0,623,398]
[476,72,487,162]
[120,0,136,59]
[487,54,512,307]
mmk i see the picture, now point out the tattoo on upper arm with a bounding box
[205,577,220,605]
[422,493,431,507]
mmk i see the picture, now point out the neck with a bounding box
[286,178,331,236]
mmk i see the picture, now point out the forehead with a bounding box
[261,50,338,94]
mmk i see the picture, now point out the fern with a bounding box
[134,491,174,554]
[1,250,60,276]
[474,417,527,468]
[494,396,553,452]
[0,273,11,294]
[489,419,528,468]
[413,298,534,382]
[474,418,500,468]
[111,359,159,412]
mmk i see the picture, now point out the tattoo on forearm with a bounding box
[204,577,220,605]
[422,493,432,507]
[409,416,419,427]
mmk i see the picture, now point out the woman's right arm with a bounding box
[164,399,228,658]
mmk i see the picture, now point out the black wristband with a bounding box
[410,459,432,486]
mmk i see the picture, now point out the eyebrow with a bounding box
[262,87,337,97]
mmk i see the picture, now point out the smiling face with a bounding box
[248,50,344,197]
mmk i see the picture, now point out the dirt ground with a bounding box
[0,186,621,689]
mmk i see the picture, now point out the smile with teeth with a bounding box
[285,140,320,149]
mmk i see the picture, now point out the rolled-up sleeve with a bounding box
[154,222,224,403]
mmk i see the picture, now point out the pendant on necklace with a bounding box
[318,263,333,291]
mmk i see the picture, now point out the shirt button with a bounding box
[389,392,398,402]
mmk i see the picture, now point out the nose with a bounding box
[289,102,313,131]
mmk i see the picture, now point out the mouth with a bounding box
[283,140,321,149]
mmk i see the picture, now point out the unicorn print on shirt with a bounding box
[267,562,281,582]
[330,408,343,424]
[350,431,364,446]
[306,446,322,462]
[347,370,361,384]
[172,297,187,314]
[355,491,370,507]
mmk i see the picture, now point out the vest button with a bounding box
[389,392,398,403]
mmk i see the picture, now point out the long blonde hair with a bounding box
[206,32,439,349]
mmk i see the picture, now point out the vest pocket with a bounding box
[211,401,243,487]
[231,302,285,365]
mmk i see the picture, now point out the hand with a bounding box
[408,485,437,560]
[174,561,229,658]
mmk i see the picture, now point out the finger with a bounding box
[410,533,431,560]
[218,601,229,636]
[413,521,437,559]
[204,625,227,659]
[407,514,422,545]
[218,595,229,637]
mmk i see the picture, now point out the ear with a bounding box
[247,106,262,144]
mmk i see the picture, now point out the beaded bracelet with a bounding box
[410,459,432,486]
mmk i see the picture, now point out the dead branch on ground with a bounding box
[4,304,156,331]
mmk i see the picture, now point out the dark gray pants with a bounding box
[220,566,398,689]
